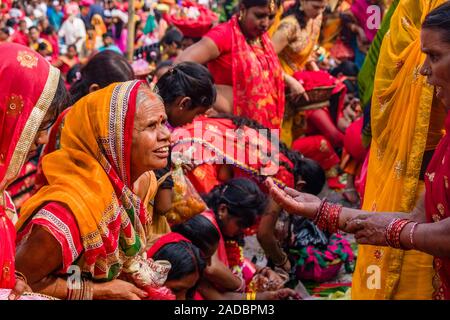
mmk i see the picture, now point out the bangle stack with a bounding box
[66,277,94,300]
[385,218,412,249]
[313,199,343,234]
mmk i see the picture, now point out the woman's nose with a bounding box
[36,130,49,146]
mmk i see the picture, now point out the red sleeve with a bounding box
[16,202,83,274]
[204,21,232,54]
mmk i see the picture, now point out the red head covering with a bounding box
[0,42,59,289]
[0,43,60,190]
[147,232,191,258]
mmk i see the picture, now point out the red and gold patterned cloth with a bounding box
[425,112,450,300]
[0,43,60,289]
[171,116,295,195]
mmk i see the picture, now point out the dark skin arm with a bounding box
[15,225,148,300]
[257,198,291,272]
[153,188,173,216]
[203,250,243,291]
[175,37,232,114]
[266,178,450,258]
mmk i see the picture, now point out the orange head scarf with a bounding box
[18,80,163,281]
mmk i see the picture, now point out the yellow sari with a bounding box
[351,0,446,300]
[273,14,323,76]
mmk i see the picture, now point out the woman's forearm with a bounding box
[400,218,450,257]
[31,276,68,300]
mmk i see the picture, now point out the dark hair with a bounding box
[66,63,82,85]
[156,62,216,109]
[29,26,38,32]
[161,28,183,47]
[102,31,114,40]
[37,42,48,51]
[211,114,325,194]
[0,27,9,36]
[422,2,450,43]
[46,75,71,127]
[43,25,55,36]
[283,0,307,28]
[154,60,174,74]
[203,178,267,229]
[69,50,134,104]
[241,0,279,9]
[152,241,206,299]
[172,215,220,256]
[67,44,77,52]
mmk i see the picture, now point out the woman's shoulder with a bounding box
[204,20,233,50]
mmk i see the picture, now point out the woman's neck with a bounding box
[238,19,258,42]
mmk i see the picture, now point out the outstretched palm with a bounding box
[265,178,321,219]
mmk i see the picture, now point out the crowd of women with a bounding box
[0,0,450,301]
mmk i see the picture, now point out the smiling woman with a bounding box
[13,81,171,300]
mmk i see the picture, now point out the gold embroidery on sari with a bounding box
[16,50,38,68]
[4,66,60,186]
[394,160,404,179]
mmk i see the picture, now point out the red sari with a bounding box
[424,112,450,300]
[0,43,60,288]
[231,16,285,129]
[171,115,295,195]
[206,17,285,129]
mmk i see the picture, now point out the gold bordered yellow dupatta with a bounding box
[351,0,446,300]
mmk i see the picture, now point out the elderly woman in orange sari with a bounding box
[14,81,171,300]
[0,43,68,299]
[176,0,307,130]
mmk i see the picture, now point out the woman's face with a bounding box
[218,205,244,238]
[301,0,327,20]
[167,97,210,127]
[241,5,276,39]
[27,111,54,161]
[165,271,199,300]
[131,88,171,182]
[420,28,450,108]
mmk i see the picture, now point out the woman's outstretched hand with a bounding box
[265,178,320,219]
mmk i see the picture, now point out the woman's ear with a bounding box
[218,203,228,220]
[89,83,100,93]
[179,97,192,110]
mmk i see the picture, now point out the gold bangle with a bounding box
[246,292,256,300]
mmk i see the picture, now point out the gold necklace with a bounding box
[248,37,262,46]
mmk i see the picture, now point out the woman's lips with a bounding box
[153,146,170,158]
